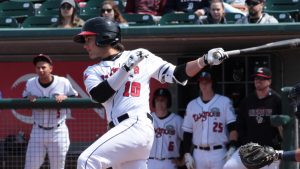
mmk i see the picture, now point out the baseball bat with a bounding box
[225,38,300,57]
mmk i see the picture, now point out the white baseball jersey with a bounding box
[23,75,78,169]
[78,48,181,169]
[149,112,183,159]
[83,48,176,122]
[22,75,78,127]
[182,94,236,146]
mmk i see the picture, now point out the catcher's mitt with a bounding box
[239,143,278,169]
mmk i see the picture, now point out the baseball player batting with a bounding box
[148,88,183,169]
[73,16,228,169]
[23,54,78,169]
[182,71,238,169]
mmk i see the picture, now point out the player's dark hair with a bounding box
[111,42,125,52]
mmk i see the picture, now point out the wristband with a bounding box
[197,57,206,68]
[227,140,238,149]
[122,64,131,72]
[282,150,296,161]
[203,54,209,65]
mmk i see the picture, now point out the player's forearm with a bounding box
[185,57,206,77]
[229,130,238,143]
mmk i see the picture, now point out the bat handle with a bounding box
[225,50,241,57]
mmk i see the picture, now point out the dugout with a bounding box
[0,23,300,168]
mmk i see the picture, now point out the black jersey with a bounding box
[236,89,282,149]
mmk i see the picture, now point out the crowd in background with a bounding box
[0,0,294,28]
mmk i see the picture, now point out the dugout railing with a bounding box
[0,98,104,169]
[0,94,297,169]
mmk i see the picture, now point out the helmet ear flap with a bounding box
[95,32,121,47]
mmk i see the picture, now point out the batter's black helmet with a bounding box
[152,88,172,108]
[73,17,121,46]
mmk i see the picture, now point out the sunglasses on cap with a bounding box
[101,8,113,13]
[246,1,261,6]
[61,3,72,10]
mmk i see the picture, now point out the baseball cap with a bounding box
[253,67,272,79]
[33,54,53,65]
[60,0,76,8]
[198,71,212,81]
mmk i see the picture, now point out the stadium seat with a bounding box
[267,11,294,22]
[79,0,102,16]
[265,0,300,12]
[35,0,61,16]
[225,13,244,24]
[9,0,45,3]
[123,14,156,26]
[0,16,19,28]
[159,13,197,25]
[79,0,125,16]
[22,15,58,28]
[0,1,35,18]
[264,0,300,21]
[79,14,98,21]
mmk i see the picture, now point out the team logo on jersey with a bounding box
[249,108,272,124]
[249,108,272,117]
[155,125,175,138]
[256,115,264,124]
[101,67,120,80]
[193,107,221,122]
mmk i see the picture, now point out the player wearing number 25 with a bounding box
[182,71,238,169]
[73,16,228,169]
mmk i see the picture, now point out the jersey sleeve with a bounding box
[182,101,194,133]
[236,98,247,145]
[83,66,104,93]
[64,78,78,97]
[22,81,30,98]
[22,78,35,98]
[143,48,176,84]
[177,115,184,140]
[224,97,236,124]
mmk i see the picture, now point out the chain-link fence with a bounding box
[0,107,106,169]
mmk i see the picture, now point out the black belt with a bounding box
[149,157,176,160]
[35,122,61,130]
[194,145,223,151]
[108,113,153,128]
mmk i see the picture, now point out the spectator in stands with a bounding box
[224,0,247,15]
[196,0,227,24]
[163,0,209,17]
[235,0,278,24]
[100,0,129,27]
[124,0,168,22]
[54,0,85,28]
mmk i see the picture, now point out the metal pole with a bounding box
[0,98,102,109]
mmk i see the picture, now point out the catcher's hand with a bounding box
[239,142,280,169]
